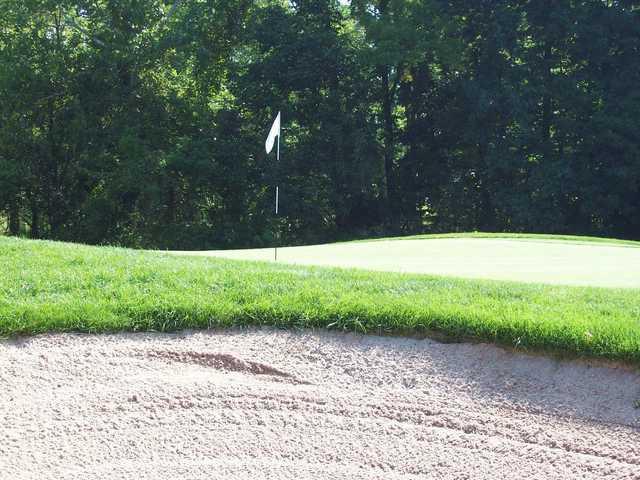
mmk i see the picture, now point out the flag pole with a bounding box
[265,111,281,262]
[275,130,280,262]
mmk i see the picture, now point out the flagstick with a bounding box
[274,131,280,262]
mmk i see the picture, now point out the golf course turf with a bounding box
[1,234,639,364]
[180,235,640,288]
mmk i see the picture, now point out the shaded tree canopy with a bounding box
[0,0,638,248]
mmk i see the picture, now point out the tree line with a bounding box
[1,0,638,249]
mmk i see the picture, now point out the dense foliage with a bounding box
[0,1,638,248]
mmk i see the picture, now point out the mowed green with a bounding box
[1,234,639,363]
[177,234,640,288]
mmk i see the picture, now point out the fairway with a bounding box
[175,237,640,289]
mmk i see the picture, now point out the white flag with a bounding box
[265,111,281,155]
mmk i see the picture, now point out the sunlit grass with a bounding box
[356,231,640,247]
[1,236,639,363]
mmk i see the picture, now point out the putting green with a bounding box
[176,237,640,288]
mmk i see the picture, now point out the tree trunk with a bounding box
[541,44,553,154]
[376,0,398,231]
[8,197,20,236]
[166,174,177,225]
[30,200,41,238]
[380,66,396,230]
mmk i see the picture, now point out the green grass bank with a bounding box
[357,231,640,247]
[1,236,639,363]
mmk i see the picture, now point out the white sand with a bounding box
[1,328,638,479]
[172,238,640,288]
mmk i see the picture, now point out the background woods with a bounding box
[0,0,638,248]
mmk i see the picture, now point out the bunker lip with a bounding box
[2,328,638,479]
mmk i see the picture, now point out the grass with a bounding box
[1,235,639,364]
[194,233,640,288]
[356,231,640,247]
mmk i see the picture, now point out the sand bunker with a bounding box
[1,328,638,479]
